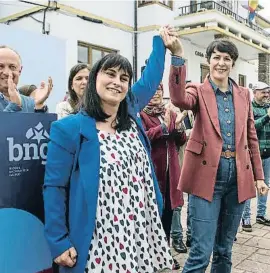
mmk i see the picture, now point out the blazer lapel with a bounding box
[201,78,222,138]
[232,84,246,147]
[78,112,100,210]
[129,104,152,153]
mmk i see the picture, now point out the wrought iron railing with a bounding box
[178,1,270,38]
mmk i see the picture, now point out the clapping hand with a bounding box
[35,77,53,106]
[175,110,187,130]
[7,72,22,107]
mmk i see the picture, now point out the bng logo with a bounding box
[7,122,49,165]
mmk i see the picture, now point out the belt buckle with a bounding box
[224,150,232,159]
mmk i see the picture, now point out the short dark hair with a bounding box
[206,39,239,66]
[83,53,133,132]
[68,63,90,111]
[18,84,37,96]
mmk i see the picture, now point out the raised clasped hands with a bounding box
[159,25,184,57]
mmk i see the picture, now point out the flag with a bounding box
[248,0,258,12]
[248,0,258,21]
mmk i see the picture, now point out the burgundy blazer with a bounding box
[140,111,186,209]
[169,65,264,203]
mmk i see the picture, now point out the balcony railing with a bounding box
[178,1,270,38]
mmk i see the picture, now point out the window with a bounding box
[239,74,246,87]
[200,0,214,10]
[78,42,117,67]
[200,64,210,83]
[138,0,173,9]
[219,0,233,11]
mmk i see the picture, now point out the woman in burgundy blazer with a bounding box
[165,33,269,273]
[140,84,186,242]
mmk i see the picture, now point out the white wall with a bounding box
[138,3,174,27]
[0,1,32,18]
[9,10,134,88]
[233,59,257,87]
[58,0,135,26]
[0,23,67,111]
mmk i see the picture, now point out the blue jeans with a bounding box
[242,157,270,220]
[171,196,191,241]
[182,158,245,273]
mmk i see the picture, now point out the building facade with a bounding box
[1,0,270,104]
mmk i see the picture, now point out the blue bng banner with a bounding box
[0,112,57,273]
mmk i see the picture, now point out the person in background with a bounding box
[56,63,90,119]
[167,31,269,273]
[140,84,187,265]
[19,77,53,113]
[168,101,194,249]
[43,26,179,273]
[0,45,51,112]
[242,82,270,232]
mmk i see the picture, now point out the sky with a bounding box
[258,0,270,19]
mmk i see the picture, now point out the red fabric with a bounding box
[140,111,185,209]
[169,65,264,203]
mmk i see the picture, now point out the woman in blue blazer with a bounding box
[44,27,180,273]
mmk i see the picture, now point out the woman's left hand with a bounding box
[255,180,269,196]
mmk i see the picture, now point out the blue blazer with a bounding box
[43,36,166,273]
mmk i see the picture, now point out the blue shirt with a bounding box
[0,92,35,112]
[209,78,235,152]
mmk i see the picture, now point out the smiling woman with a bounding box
[43,26,182,273]
[84,53,133,133]
[168,35,269,273]
[206,39,238,91]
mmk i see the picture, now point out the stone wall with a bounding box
[258,53,270,85]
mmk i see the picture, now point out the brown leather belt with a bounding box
[221,150,236,159]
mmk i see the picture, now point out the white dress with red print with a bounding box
[85,121,173,273]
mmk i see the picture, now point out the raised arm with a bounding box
[131,35,166,111]
[169,65,198,110]
[161,31,198,110]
